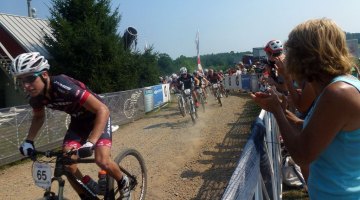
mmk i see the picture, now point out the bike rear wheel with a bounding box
[108,148,147,200]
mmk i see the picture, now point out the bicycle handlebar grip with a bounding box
[77,147,93,158]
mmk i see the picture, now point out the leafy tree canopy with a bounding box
[44,0,160,93]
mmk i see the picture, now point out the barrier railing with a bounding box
[224,73,261,92]
[0,84,171,166]
[222,110,282,200]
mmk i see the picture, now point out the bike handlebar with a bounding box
[30,150,77,160]
[30,150,95,164]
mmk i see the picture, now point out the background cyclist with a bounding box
[177,67,200,107]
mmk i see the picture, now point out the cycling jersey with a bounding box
[178,73,195,89]
[28,74,112,146]
[29,74,103,118]
[207,73,221,84]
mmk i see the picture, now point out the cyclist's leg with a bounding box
[192,88,199,107]
[95,146,123,181]
[202,85,208,98]
[93,119,130,197]
[63,131,86,195]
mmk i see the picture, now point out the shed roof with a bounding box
[0,13,52,58]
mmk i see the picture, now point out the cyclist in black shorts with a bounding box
[177,67,200,107]
[12,52,131,199]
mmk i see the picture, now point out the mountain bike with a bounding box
[30,148,147,200]
[182,88,198,124]
[195,87,206,113]
[219,82,229,98]
[176,92,186,117]
[211,83,222,106]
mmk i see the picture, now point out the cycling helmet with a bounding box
[11,52,50,77]
[171,73,178,79]
[264,40,283,54]
[179,67,187,75]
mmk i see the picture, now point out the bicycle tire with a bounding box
[108,148,147,200]
[38,196,70,200]
[199,94,205,113]
[178,96,186,117]
[190,103,196,124]
[216,90,222,106]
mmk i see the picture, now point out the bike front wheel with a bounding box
[108,148,147,200]
[216,90,222,106]
[199,93,206,113]
[178,96,186,117]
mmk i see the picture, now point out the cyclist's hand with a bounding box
[77,141,94,158]
[19,140,35,157]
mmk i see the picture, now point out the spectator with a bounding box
[263,40,288,95]
[251,18,360,199]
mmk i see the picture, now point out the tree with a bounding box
[44,0,125,93]
[157,53,174,75]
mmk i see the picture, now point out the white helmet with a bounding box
[179,67,187,75]
[171,73,178,79]
[11,52,50,77]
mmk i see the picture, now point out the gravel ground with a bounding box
[0,92,260,200]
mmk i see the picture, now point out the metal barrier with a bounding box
[222,110,282,200]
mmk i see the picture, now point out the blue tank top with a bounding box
[303,75,360,199]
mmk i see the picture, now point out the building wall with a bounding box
[0,23,28,108]
[252,47,266,58]
[0,26,25,57]
[0,72,27,108]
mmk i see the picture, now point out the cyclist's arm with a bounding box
[203,77,210,85]
[82,94,110,144]
[27,108,45,141]
[216,74,222,81]
[194,77,200,86]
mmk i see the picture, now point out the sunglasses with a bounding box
[19,72,42,84]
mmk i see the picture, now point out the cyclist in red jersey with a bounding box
[207,69,224,97]
[12,52,131,199]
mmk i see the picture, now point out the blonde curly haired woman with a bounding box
[251,18,360,199]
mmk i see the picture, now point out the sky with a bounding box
[1,0,360,59]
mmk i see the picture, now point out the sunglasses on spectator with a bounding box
[19,72,42,84]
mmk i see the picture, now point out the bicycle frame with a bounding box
[182,90,195,114]
[36,151,114,200]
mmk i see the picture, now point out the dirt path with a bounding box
[0,93,259,200]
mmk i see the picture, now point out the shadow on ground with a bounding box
[180,99,261,200]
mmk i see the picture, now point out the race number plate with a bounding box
[32,161,52,189]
